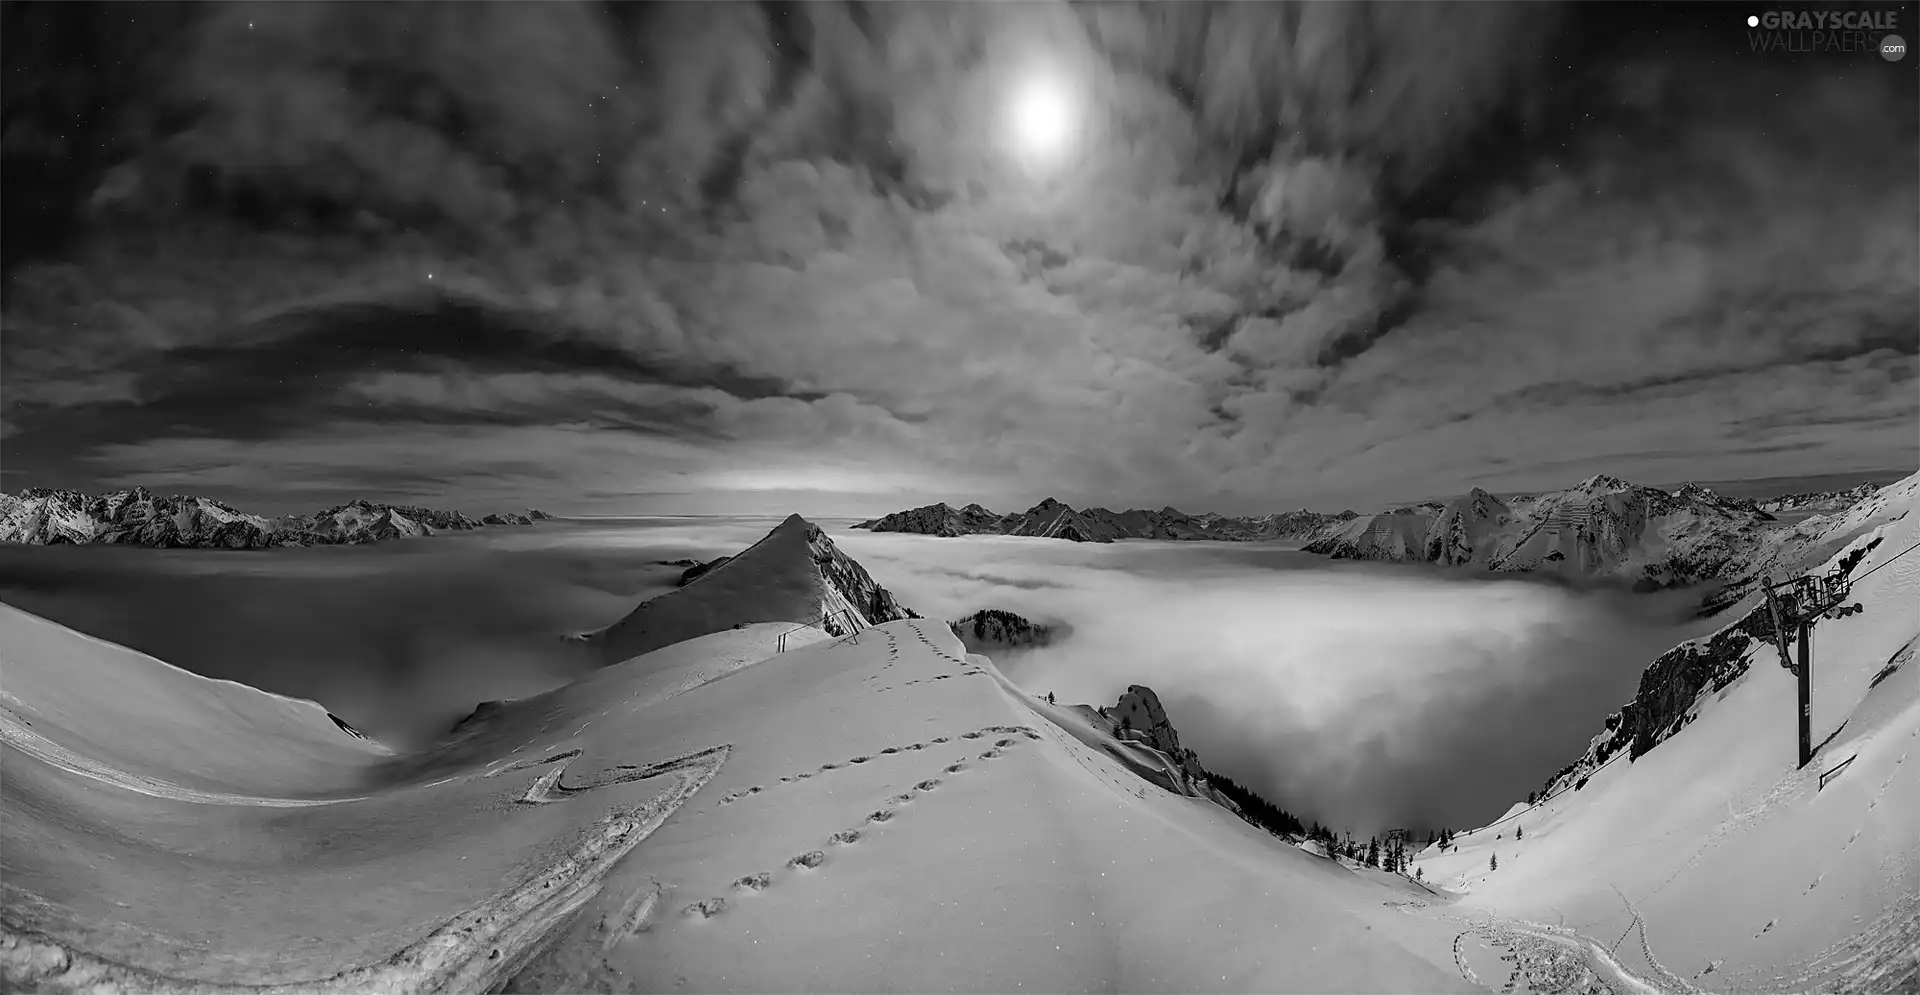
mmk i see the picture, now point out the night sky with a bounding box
[3,1,1915,517]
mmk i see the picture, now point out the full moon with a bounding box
[1007,73,1078,166]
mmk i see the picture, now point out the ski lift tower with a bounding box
[1761,568,1864,769]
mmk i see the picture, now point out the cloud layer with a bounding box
[0,514,1717,832]
[4,2,1914,513]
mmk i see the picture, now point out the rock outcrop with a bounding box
[0,488,551,549]
[676,556,732,586]
[1099,685,1209,787]
[571,514,919,665]
[948,609,1063,655]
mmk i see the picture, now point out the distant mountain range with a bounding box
[854,474,1891,607]
[0,487,554,550]
[1754,482,1879,514]
[854,499,1360,544]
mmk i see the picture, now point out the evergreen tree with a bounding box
[1490,853,1498,872]
[1366,837,1380,868]
[1515,826,1523,840]
[1195,767,1306,839]
[1527,791,1537,805]
[1415,867,1424,882]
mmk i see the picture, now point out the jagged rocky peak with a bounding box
[1099,685,1209,785]
[676,556,733,586]
[1577,473,1634,492]
[800,516,921,626]
[948,609,1063,655]
[571,514,919,665]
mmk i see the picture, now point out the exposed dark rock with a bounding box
[677,556,732,586]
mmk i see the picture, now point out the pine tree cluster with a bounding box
[1201,768,1306,838]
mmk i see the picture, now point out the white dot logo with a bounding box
[1747,14,1759,26]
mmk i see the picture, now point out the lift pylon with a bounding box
[1760,569,1863,769]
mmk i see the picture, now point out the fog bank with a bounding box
[0,517,1713,832]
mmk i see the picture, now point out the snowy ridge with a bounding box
[855,497,1353,544]
[571,514,918,665]
[0,487,555,549]
[853,473,1889,600]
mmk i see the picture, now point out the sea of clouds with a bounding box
[0,516,1717,833]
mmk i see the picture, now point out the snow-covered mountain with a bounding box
[1304,475,1779,588]
[851,502,1004,537]
[569,514,920,665]
[0,487,552,549]
[7,480,1914,991]
[855,498,1354,544]
[1414,469,1920,993]
[1756,481,1879,515]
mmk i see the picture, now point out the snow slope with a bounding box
[1414,472,1920,994]
[4,528,1483,993]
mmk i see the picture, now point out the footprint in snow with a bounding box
[734,872,772,892]
[945,762,968,773]
[867,810,895,823]
[915,778,941,791]
[789,850,827,870]
[995,738,1017,747]
[682,898,728,920]
[932,737,950,744]
[880,746,900,754]
[891,793,913,804]
[830,829,862,845]
[849,756,871,764]
[962,731,984,739]
[979,749,1002,759]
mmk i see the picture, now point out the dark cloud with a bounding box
[3,1,1914,512]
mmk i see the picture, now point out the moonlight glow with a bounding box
[1007,72,1078,167]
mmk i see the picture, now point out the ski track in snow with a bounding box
[2,743,731,994]
[0,708,374,808]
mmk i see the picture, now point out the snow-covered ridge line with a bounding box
[1528,470,1920,807]
[0,486,555,550]
[855,474,1892,602]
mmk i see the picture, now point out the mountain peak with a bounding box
[1576,474,1633,491]
[572,513,917,664]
